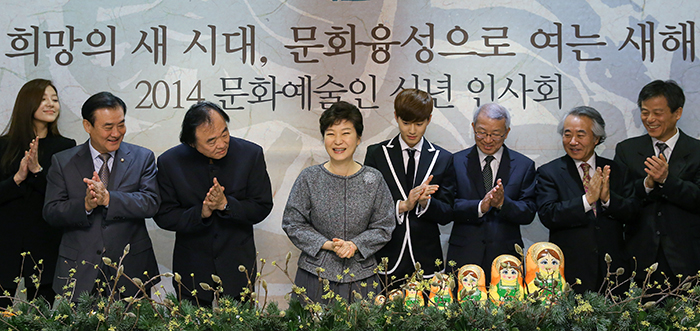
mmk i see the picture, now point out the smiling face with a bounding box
[83,107,126,154]
[472,112,510,155]
[193,110,230,159]
[462,274,478,290]
[562,115,599,162]
[641,95,682,142]
[33,85,60,126]
[500,267,519,283]
[323,119,360,164]
[396,114,430,148]
[537,253,560,276]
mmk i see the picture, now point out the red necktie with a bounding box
[580,163,596,215]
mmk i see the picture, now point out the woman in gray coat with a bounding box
[282,101,395,304]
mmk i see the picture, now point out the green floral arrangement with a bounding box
[2,246,700,331]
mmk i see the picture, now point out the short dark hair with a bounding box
[180,101,230,146]
[394,88,433,122]
[637,80,685,113]
[319,101,363,137]
[558,106,607,145]
[81,92,127,125]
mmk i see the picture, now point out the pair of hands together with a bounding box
[581,165,612,205]
[13,137,43,185]
[399,175,439,213]
[644,153,670,189]
[84,171,109,212]
[323,238,357,259]
[201,177,228,218]
[480,178,506,213]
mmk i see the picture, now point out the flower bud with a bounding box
[238,265,247,273]
[212,274,222,284]
[102,257,112,265]
[174,272,182,283]
[123,244,130,256]
[515,244,524,256]
[200,283,213,291]
[604,253,612,264]
[616,268,625,276]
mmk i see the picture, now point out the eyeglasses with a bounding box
[475,131,506,141]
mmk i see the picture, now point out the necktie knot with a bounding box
[580,162,590,173]
[484,155,495,165]
[656,142,669,158]
[406,148,416,158]
[99,153,111,163]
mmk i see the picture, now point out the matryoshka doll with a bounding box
[403,280,424,308]
[488,254,525,305]
[457,264,488,305]
[525,242,568,299]
[428,273,454,309]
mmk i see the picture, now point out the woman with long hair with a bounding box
[0,79,76,307]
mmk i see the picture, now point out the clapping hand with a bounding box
[13,137,41,185]
[202,177,227,218]
[84,171,110,211]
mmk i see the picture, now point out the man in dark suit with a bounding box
[537,106,634,294]
[364,88,455,285]
[447,103,537,282]
[44,92,160,301]
[614,80,700,291]
[155,101,273,305]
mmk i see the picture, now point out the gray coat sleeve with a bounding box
[282,171,329,257]
[350,175,395,260]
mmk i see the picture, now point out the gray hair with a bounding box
[473,103,511,129]
[557,106,606,145]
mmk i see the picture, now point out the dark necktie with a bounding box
[98,153,111,186]
[405,148,416,194]
[580,163,596,215]
[656,142,669,159]
[483,155,495,193]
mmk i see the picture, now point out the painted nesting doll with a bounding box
[387,288,404,302]
[489,254,525,305]
[374,294,386,305]
[403,280,424,308]
[428,273,454,309]
[525,242,568,299]
[457,264,488,305]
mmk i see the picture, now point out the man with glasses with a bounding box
[446,103,537,282]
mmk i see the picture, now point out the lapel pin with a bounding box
[120,158,125,162]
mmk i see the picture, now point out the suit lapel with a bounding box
[381,135,409,199]
[109,144,133,190]
[562,155,585,194]
[636,134,655,161]
[465,147,486,197]
[495,146,512,188]
[73,142,96,180]
[415,139,437,186]
[668,130,691,176]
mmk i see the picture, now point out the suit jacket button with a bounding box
[657,212,662,216]
[656,231,661,235]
